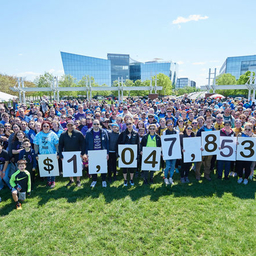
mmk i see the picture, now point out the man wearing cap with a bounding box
[59,120,85,187]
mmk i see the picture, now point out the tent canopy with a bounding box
[0,91,18,102]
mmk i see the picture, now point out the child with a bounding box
[19,139,37,190]
[10,159,31,210]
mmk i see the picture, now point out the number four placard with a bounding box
[38,154,59,177]
[62,152,83,177]
[141,147,161,171]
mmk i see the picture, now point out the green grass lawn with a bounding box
[1,171,256,256]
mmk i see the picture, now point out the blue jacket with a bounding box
[84,128,109,155]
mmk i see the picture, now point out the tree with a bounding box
[216,73,237,85]
[175,86,201,96]
[153,73,172,96]
[237,71,255,85]
[34,72,54,97]
[58,75,77,97]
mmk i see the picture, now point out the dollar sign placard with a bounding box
[38,154,59,177]
[43,157,54,174]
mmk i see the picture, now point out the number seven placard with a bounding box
[161,134,181,160]
[38,154,59,177]
[62,152,83,177]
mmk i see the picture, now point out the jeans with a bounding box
[164,159,176,178]
[0,164,12,190]
[47,176,55,183]
[217,160,231,178]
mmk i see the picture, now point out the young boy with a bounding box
[19,139,37,189]
[10,159,31,210]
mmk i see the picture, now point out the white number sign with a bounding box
[88,150,108,174]
[161,134,181,160]
[62,151,83,177]
[202,131,220,156]
[217,137,237,161]
[183,137,202,163]
[236,137,256,161]
[118,145,137,168]
[141,147,161,171]
[38,154,59,177]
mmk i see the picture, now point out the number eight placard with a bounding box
[62,151,83,177]
[38,154,59,177]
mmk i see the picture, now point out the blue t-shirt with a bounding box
[33,131,59,154]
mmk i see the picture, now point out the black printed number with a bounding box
[121,148,134,165]
[205,134,217,152]
[164,137,177,157]
[144,150,158,168]
[220,139,233,157]
[240,140,254,158]
[67,154,77,173]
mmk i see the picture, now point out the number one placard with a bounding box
[141,147,161,171]
[38,154,59,177]
[62,151,83,177]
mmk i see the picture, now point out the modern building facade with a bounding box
[61,51,178,86]
[219,54,256,79]
[176,78,196,88]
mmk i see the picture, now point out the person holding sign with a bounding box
[180,125,195,183]
[195,118,216,181]
[59,120,85,187]
[10,160,31,210]
[117,118,139,186]
[33,121,59,188]
[237,122,256,185]
[140,124,161,184]
[217,121,235,180]
[84,119,109,188]
[163,119,178,185]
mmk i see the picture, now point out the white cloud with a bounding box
[177,61,184,65]
[192,62,206,65]
[18,53,23,56]
[172,15,209,25]
[15,71,41,81]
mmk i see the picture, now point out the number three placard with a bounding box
[141,147,161,171]
[62,152,83,177]
[237,137,256,161]
[38,154,59,177]
[161,134,181,160]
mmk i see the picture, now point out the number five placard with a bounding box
[217,137,237,161]
[161,134,181,160]
[38,154,59,177]
[141,147,161,171]
[62,151,83,177]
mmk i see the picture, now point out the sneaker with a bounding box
[164,178,170,185]
[237,178,243,184]
[169,177,174,185]
[90,181,97,187]
[50,182,55,188]
[233,172,237,177]
[229,172,234,177]
[16,202,22,210]
[243,179,248,185]
[185,177,190,183]
[130,180,134,186]
[47,182,51,187]
[102,181,107,187]
[66,180,74,187]
[181,178,186,183]
[76,180,81,187]
[249,175,253,180]
[124,180,128,187]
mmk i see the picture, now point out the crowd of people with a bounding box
[0,94,255,209]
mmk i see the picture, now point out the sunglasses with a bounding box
[93,123,99,125]
[187,127,192,130]
[126,123,132,126]
[43,125,49,128]
[245,128,251,131]
[149,128,155,130]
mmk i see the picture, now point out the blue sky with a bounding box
[1,0,256,87]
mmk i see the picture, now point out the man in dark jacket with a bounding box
[84,119,109,188]
[59,120,85,187]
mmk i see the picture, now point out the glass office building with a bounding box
[129,61,178,85]
[176,78,196,88]
[219,54,256,79]
[61,51,178,86]
[61,52,111,86]
[107,54,130,85]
